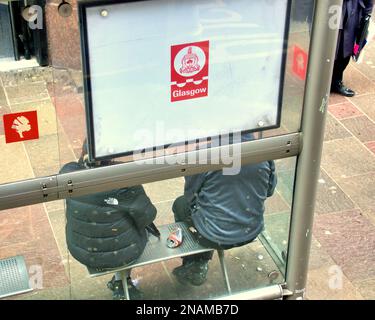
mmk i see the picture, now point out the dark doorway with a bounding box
[0,0,48,66]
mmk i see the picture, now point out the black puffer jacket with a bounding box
[60,162,157,269]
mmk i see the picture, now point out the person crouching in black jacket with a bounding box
[60,144,158,300]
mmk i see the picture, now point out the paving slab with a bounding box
[348,93,375,121]
[10,99,58,138]
[263,211,290,255]
[353,278,375,300]
[344,65,375,95]
[328,102,363,120]
[274,157,297,172]
[321,137,375,180]
[0,207,33,248]
[328,93,348,106]
[5,82,50,105]
[0,104,11,135]
[57,121,78,167]
[0,85,7,107]
[23,134,60,177]
[314,210,375,282]
[47,209,68,261]
[0,67,52,87]
[365,141,375,155]
[341,115,375,143]
[57,116,86,151]
[144,178,185,204]
[275,170,295,206]
[306,266,364,300]
[0,136,34,184]
[315,170,356,215]
[153,200,175,226]
[324,113,352,141]
[308,237,336,271]
[335,172,375,222]
[0,204,68,290]
[264,191,290,214]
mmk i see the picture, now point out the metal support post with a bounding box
[285,0,343,300]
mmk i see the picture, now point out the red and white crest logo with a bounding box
[177,46,204,75]
[3,110,39,144]
[171,40,209,102]
[292,45,308,81]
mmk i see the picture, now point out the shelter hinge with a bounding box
[66,179,74,194]
[39,176,58,199]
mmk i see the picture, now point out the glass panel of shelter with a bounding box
[0,0,314,299]
[51,0,311,299]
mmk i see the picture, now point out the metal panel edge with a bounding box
[0,176,58,211]
[57,133,300,198]
[285,0,343,300]
[0,133,300,210]
[215,284,284,300]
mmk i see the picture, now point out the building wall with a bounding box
[45,0,81,69]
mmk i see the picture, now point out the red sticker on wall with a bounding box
[3,110,39,144]
[292,45,308,81]
[171,40,209,102]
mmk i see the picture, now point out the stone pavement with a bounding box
[0,66,290,300]
[0,26,374,301]
[306,21,375,298]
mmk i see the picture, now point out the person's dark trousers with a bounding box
[172,195,253,264]
[331,27,351,87]
[172,196,213,263]
[332,56,351,86]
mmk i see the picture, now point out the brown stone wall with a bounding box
[45,0,81,70]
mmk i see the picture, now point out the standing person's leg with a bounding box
[332,56,351,85]
[331,28,355,97]
[331,55,354,96]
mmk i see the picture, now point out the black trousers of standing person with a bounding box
[332,56,351,85]
[332,28,352,87]
[331,0,350,88]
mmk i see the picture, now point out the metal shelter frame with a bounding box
[0,0,342,300]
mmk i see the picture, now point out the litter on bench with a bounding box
[167,227,183,248]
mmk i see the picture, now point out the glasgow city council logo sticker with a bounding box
[170,40,209,102]
[3,110,39,144]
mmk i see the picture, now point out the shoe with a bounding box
[172,260,209,286]
[107,276,144,300]
[331,81,355,97]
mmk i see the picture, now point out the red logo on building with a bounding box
[171,40,209,102]
[292,45,308,80]
[3,111,39,144]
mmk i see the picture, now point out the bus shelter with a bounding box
[0,0,342,300]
